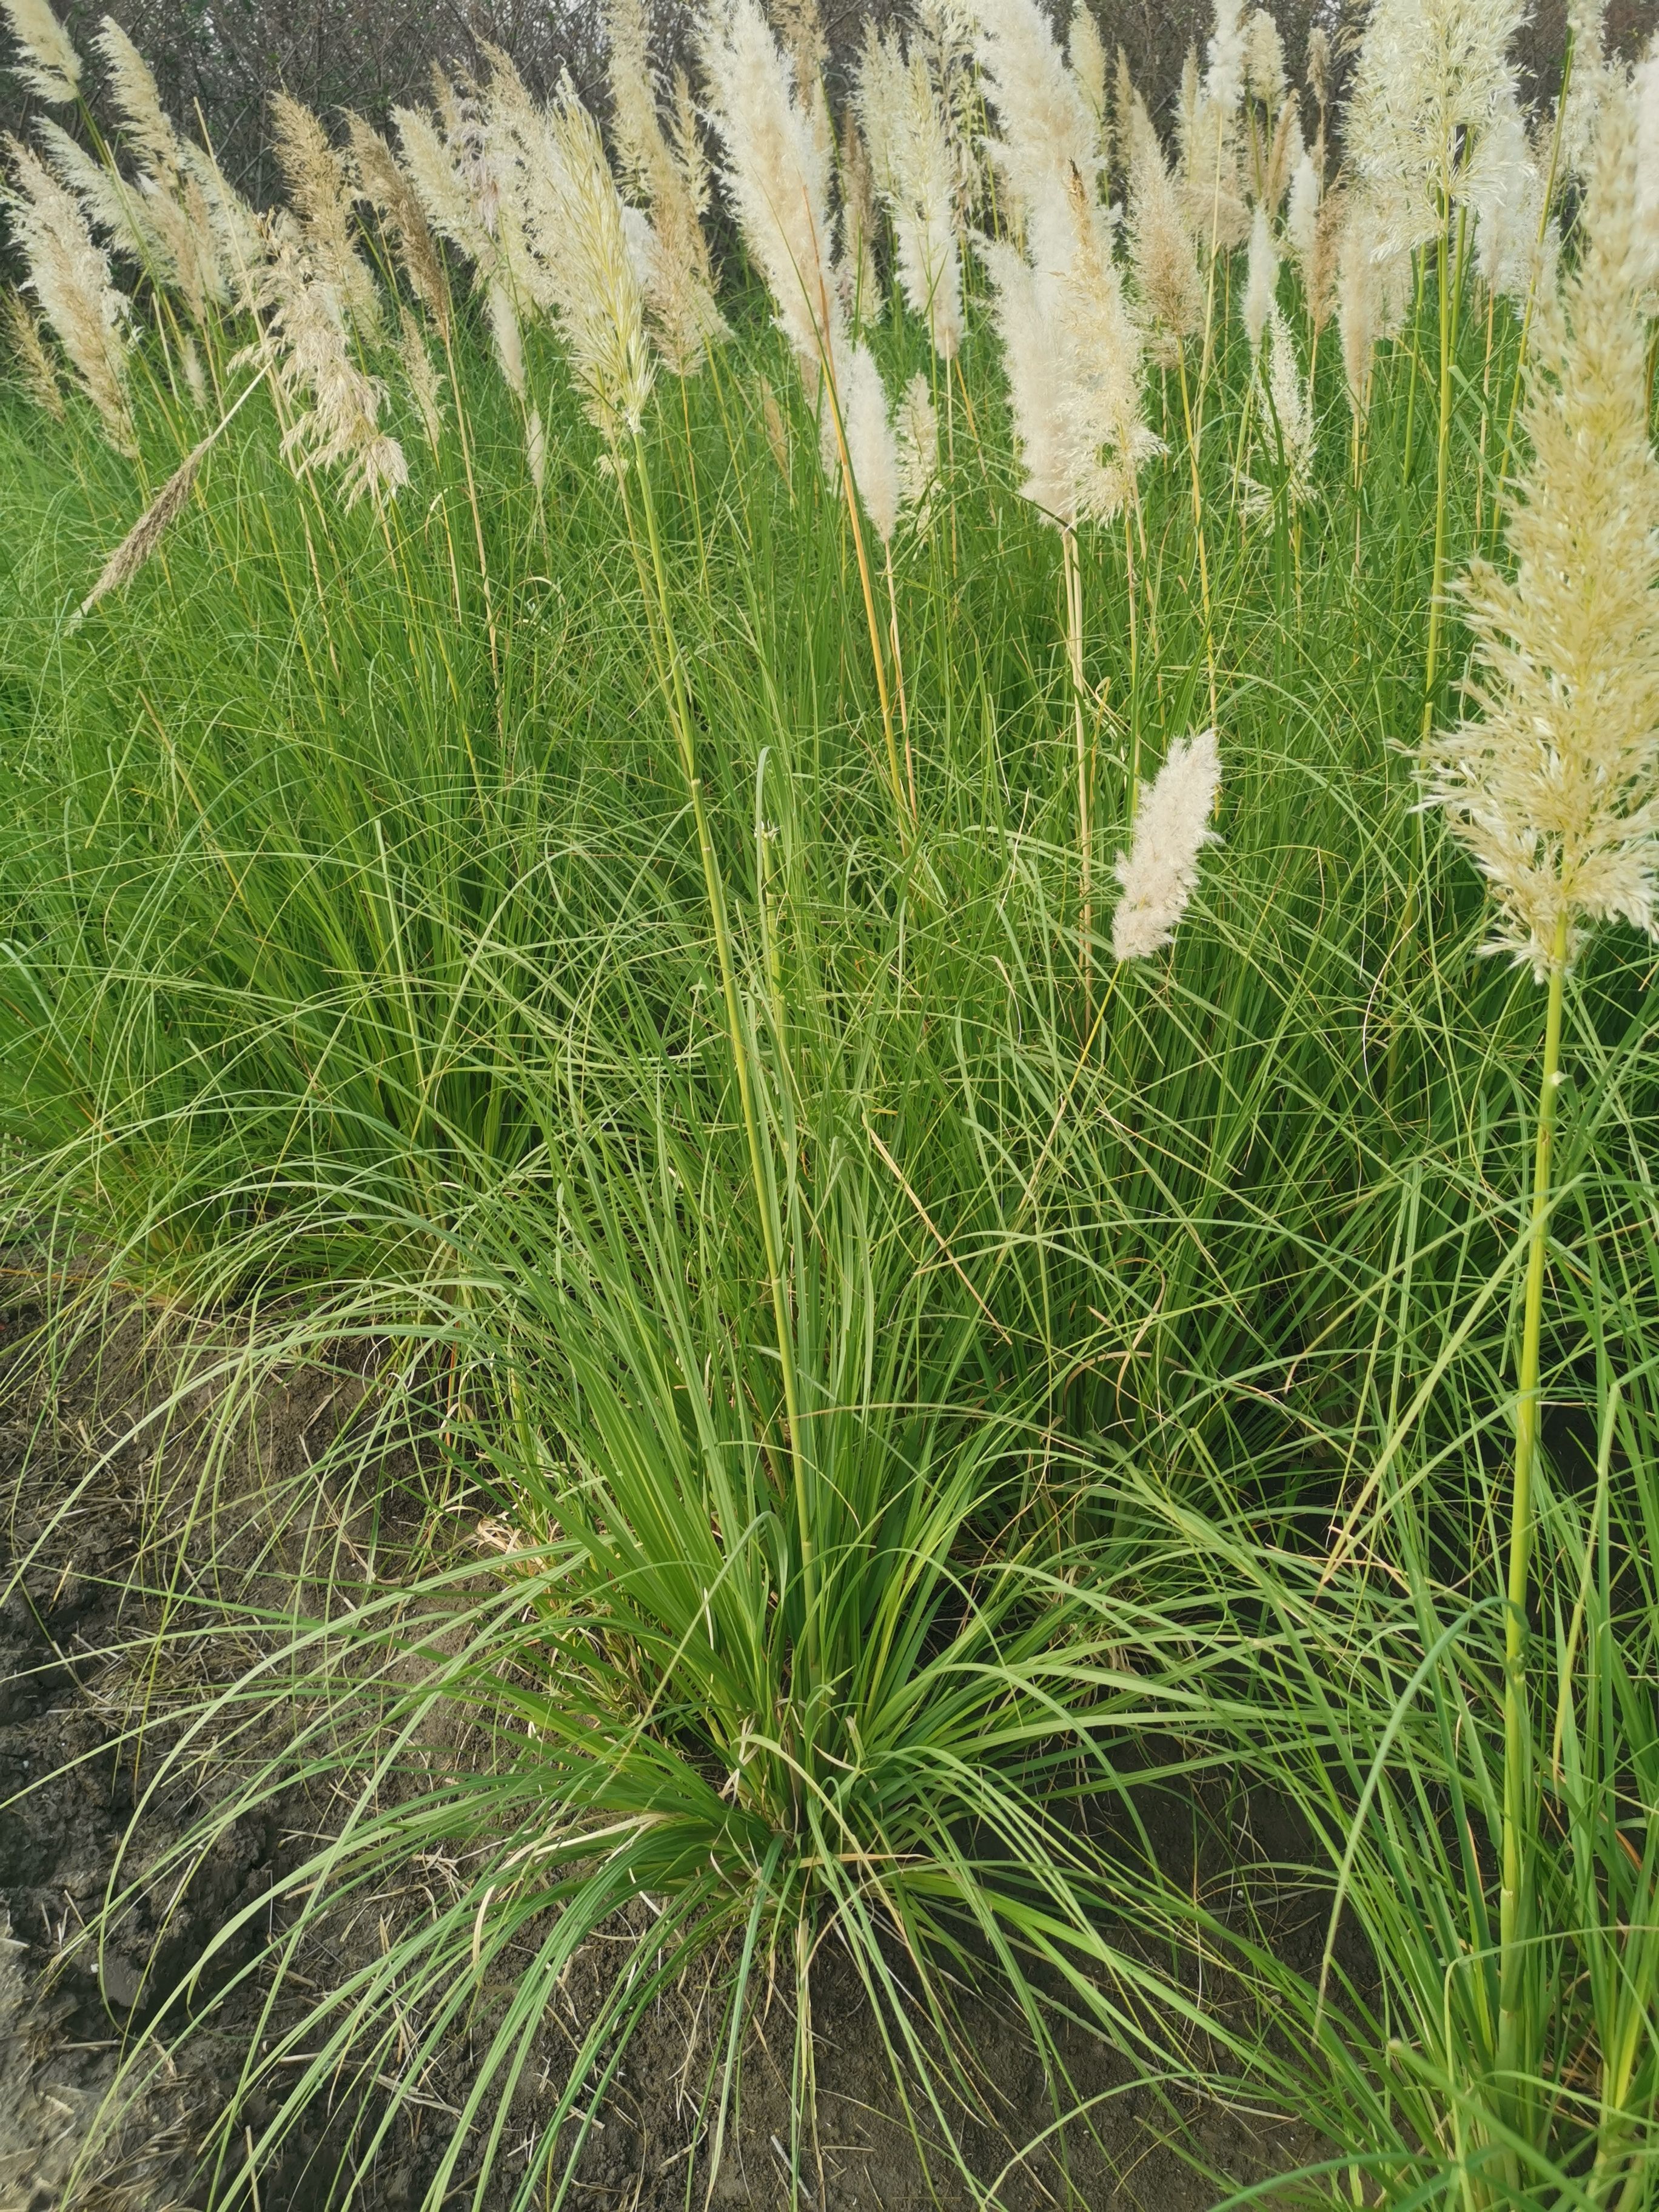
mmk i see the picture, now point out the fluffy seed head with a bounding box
[79,435,207,615]
[2,0,80,101]
[3,133,135,452]
[1112,727,1222,959]
[839,338,899,543]
[969,0,1099,280]
[347,114,449,327]
[271,92,381,337]
[1127,120,1204,356]
[1244,8,1285,106]
[1286,149,1319,257]
[1068,2,1108,142]
[95,16,179,173]
[701,0,842,392]
[1423,89,1659,979]
[1,285,64,416]
[1242,300,1314,515]
[254,215,408,506]
[397,303,444,451]
[838,102,882,327]
[1204,0,1247,114]
[895,369,939,535]
[857,31,962,358]
[531,82,659,451]
[1344,0,1524,247]
[1243,201,1277,350]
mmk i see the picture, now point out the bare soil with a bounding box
[0,1301,1330,2212]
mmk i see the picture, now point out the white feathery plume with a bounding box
[2,133,135,452]
[970,0,1098,279]
[1127,115,1204,360]
[179,329,205,407]
[1204,0,1247,115]
[395,103,496,270]
[1337,191,1383,418]
[1242,201,1277,351]
[1180,52,1250,249]
[1259,91,1301,213]
[2,285,64,417]
[252,215,408,506]
[270,92,381,337]
[1423,88,1659,980]
[1111,727,1222,960]
[95,16,179,170]
[1285,148,1319,259]
[1344,0,1525,250]
[838,338,899,543]
[701,0,843,397]
[1242,300,1315,515]
[1244,8,1285,107]
[347,115,449,327]
[88,22,226,318]
[895,369,939,536]
[914,0,984,224]
[971,0,1158,530]
[1469,92,1545,303]
[398,303,444,452]
[1633,37,1659,263]
[529,82,658,455]
[856,29,962,358]
[602,0,728,371]
[1556,0,1610,187]
[838,102,882,326]
[36,115,146,256]
[1068,1,1108,153]
[2,0,80,102]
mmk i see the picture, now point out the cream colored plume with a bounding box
[602,0,728,371]
[838,102,882,326]
[1068,1,1108,153]
[1344,0,1525,250]
[1112,727,1222,960]
[1423,90,1659,980]
[837,339,899,543]
[252,216,407,506]
[1127,118,1204,359]
[1241,300,1314,515]
[895,370,939,536]
[78,437,207,615]
[2,0,80,102]
[700,0,843,395]
[271,93,381,337]
[914,0,984,223]
[86,21,227,318]
[522,81,657,453]
[969,0,1098,279]
[2,286,64,417]
[2,133,134,452]
[347,115,449,327]
[1468,93,1545,303]
[1242,201,1276,352]
[855,27,962,358]
[1204,0,1247,113]
[398,304,445,452]
[1556,0,1610,186]
[1244,7,1285,106]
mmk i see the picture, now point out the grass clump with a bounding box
[1,0,1658,2205]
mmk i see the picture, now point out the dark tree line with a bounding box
[0,0,1651,208]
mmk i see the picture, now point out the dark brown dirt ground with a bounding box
[1,1300,1334,2212]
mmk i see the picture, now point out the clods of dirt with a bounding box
[1,1304,1328,2211]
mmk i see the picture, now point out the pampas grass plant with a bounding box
[4,7,1659,2210]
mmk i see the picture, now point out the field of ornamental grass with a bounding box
[1,0,1658,2202]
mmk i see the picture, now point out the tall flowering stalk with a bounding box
[970,0,1158,1013]
[1346,0,1526,742]
[701,0,910,833]
[540,113,818,1676]
[1420,89,1659,2145]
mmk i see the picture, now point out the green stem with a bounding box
[1421,196,1455,751]
[626,428,817,1674]
[1495,910,1569,2135]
